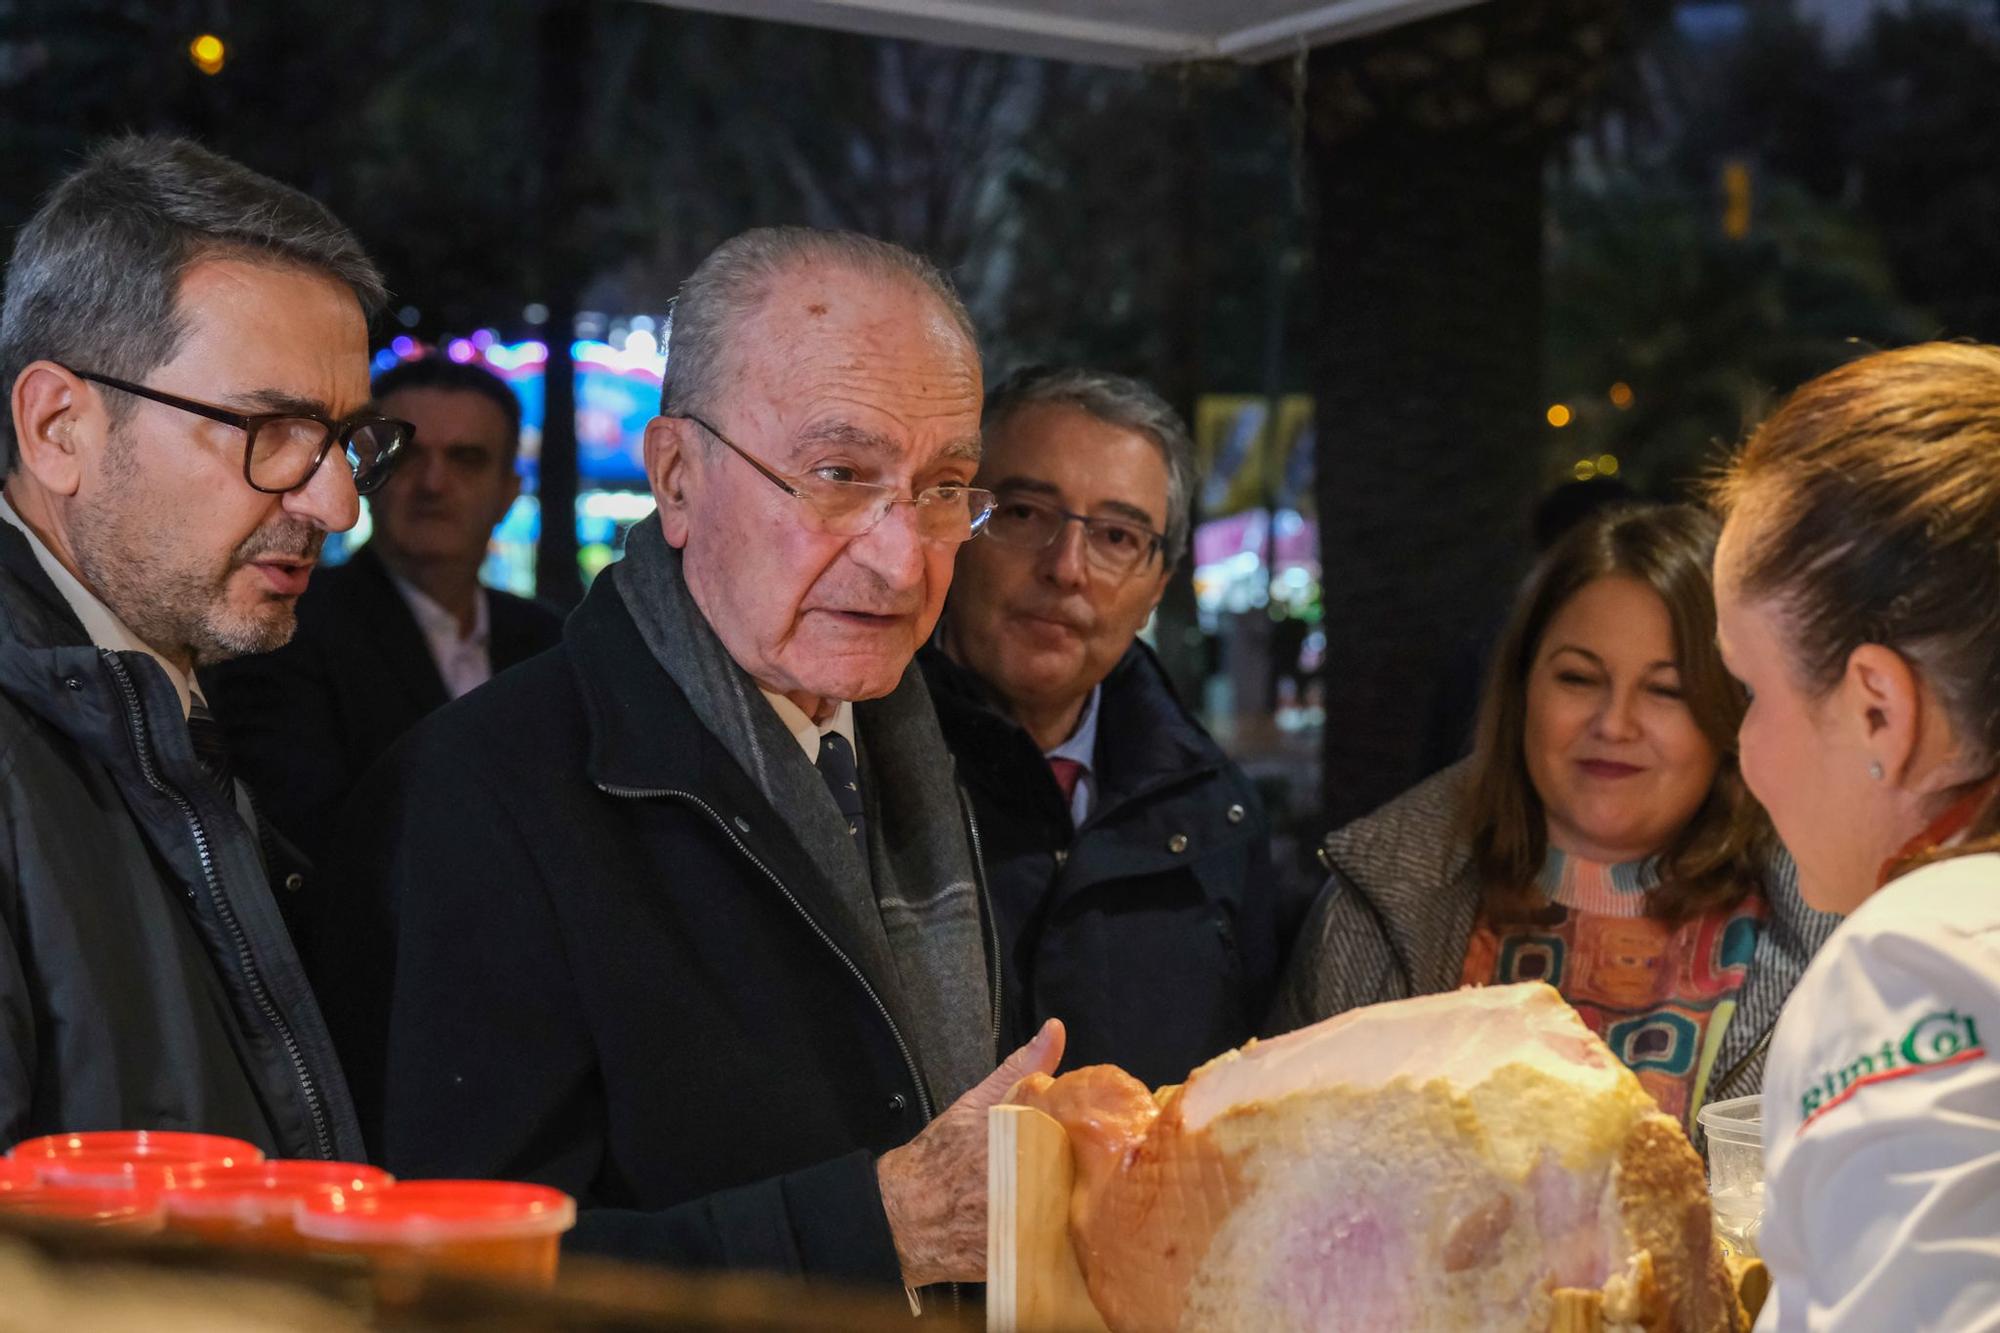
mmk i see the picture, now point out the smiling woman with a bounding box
[1272,504,1839,1129]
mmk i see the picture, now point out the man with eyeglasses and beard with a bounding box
[321,227,1064,1293]
[0,137,402,1156]
[920,368,1309,1091]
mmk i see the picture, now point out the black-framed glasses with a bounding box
[63,367,411,496]
[674,413,998,545]
[982,490,1165,577]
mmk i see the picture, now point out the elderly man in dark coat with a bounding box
[318,228,1062,1292]
[922,368,1311,1090]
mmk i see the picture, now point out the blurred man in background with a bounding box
[207,357,561,861]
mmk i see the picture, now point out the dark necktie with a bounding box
[817,731,866,847]
[1048,756,1086,805]
[186,699,235,805]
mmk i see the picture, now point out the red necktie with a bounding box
[1048,756,1085,804]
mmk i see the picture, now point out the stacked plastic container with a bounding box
[0,1131,574,1286]
[1697,1093,1764,1259]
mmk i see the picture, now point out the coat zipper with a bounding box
[957,781,1004,1052]
[603,780,991,1317]
[102,652,333,1159]
[595,782,937,1122]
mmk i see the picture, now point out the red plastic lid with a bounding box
[294,1180,576,1245]
[0,1158,42,1190]
[10,1131,263,1168]
[163,1160,393,1220]
[36,1156,214,1191]
[0,1183,166,1230]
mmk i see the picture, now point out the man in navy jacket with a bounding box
[925,367,1311,1089]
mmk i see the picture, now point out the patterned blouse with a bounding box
[1460,849,1767,1128]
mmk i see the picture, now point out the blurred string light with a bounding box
[1574,458,1597,481]
[1596,453,1620,476]
[188,33,225,76]
[1546,403,1573,429]
[1608,382,1634,409]
[1722,159,1753,240]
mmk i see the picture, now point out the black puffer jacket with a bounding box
[0,522,362,1158]
[922,641,1310,1089]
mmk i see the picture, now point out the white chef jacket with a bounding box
[1755,850,2000,1332]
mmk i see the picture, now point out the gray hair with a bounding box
[660,226,976,422]
[0,135,386,472]
[983,366,1197,567]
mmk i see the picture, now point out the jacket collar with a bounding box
[923,636,1218,818]
[565,566,718,796]
[338,544,450,715]
[0,516,88,653]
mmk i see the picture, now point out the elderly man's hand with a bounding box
[876,1018,1066,1287]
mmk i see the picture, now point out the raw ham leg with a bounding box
[1009,982,1741,1332]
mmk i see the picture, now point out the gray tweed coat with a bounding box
[1269,761,1841,1113]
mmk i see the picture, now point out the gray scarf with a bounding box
[614,517,994,1106]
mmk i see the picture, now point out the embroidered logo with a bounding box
[1798,1010,1987,1133]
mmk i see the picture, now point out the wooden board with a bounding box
[987,1105,1110,1333]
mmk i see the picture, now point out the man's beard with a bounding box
[70,437,324,667]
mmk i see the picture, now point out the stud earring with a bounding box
[1868,760,1885,781]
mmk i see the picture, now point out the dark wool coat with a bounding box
[312,567,992,1285]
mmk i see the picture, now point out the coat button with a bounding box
[732,815,751,833]
[1226,803,1245,824]
[888,1093,908,1113]
[283,872,304,892]
[63,676,83,691]
[1167,833,1189,854]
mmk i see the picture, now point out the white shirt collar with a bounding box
[0,491,201,718]
[389,570,491,646]
[1043,683,1102,770]
[759,690,856,766]
[386,570,493,701]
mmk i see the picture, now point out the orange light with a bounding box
[189,33,226,76]
[1722,160,1753,240]
[1546,403,1573,429]
[1608,382,1634,409]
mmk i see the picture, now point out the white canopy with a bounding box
[637,0,1489,67]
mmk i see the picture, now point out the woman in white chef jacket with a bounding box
[1709,341,2000,1332]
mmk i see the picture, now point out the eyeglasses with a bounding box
[982,491,1165,577]
[63,367,411,496]
[675,413,997,544]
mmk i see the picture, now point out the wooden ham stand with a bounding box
[988,1105,1108,1333]
[987,1104,1768,1333]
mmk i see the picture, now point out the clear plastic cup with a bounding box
[294,1180,576,1286]
[1697,1093,1764,1259]
[162,1160,394,1249]
[0,1182,167,1231]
